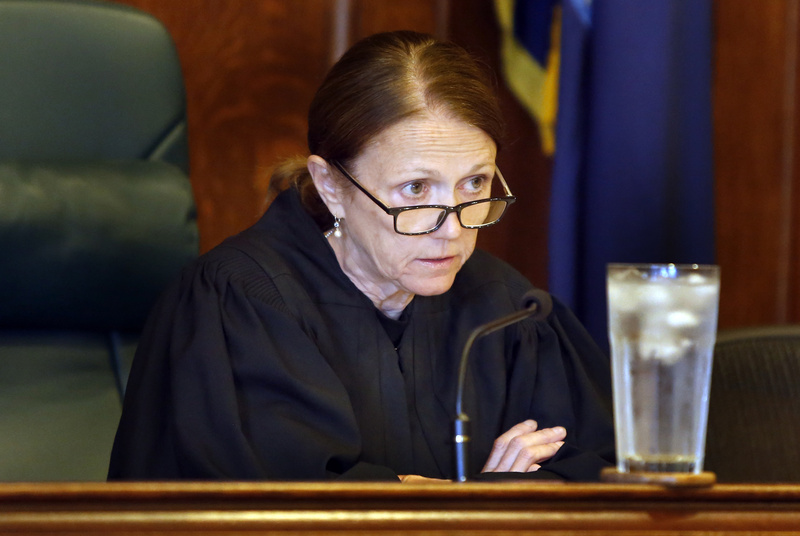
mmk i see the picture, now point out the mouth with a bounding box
[417,256,457,268]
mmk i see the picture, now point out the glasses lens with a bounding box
[460,200,508,227]
[395,207,448,234]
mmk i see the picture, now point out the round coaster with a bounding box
[600,467,716,488]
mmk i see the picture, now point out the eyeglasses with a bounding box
[330,160,516,236]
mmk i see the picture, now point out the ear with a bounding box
[307,155,346,219]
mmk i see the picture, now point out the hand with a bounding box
[481,420,566,473]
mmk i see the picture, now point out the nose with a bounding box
[432,210,463,238]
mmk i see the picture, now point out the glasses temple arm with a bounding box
[330,160,395,215]
[495,166,514,197]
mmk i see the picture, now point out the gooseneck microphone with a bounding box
[453,289,553,482]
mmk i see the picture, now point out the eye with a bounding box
[401,181,426,196]
[464,175,489,194]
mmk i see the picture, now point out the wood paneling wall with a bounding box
[713,0,800,328]
[115,0,800,329]
[114,0,338,251]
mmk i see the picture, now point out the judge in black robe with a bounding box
[108,186,615,482]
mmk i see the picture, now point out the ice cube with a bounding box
[687,273,707,285]
[667,310,699,328]
[609,266,642,281]
[608,284,640,313]
[639,335,691,365]
[639,285,671,307]
[694,282,719,297]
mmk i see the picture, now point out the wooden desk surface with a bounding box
[1,481,799,535]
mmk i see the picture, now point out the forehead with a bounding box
[354,113,497,175]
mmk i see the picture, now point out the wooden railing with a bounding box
[2,481,800,534]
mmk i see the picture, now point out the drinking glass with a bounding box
[607,263,720,474]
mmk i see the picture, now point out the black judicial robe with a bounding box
[108,187,615,481]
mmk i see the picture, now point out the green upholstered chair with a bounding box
[0,0,198,481]
[704,325,800,482]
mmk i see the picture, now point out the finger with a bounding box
[482,420,539,471]
[508,440,564,472]
[490,427,567,473]
[483,423,559,472]
[399,474,451,484]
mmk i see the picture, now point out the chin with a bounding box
[407,274,458,297]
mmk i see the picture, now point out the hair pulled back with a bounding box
[268,30,505,227]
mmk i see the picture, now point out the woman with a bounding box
[108,31,614,482]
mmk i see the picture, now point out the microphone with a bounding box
[453,288,553,482]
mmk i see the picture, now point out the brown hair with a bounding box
[268,30,505,227]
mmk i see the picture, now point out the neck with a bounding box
[327,234,414,319]
[372,291,414,320]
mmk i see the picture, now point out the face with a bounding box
[322,113,497,301]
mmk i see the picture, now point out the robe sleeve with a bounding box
[486,295,616,482]
[108,251,400,481]
[536,296,616,480]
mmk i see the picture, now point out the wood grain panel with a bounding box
[791,1,800,323]
[350,0,439,38]
[114,0,335,252]
[712,0,798,327]
[777,1,800,324]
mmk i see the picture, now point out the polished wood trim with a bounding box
[2,482,800,534]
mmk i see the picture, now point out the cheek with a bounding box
[402,233,479,275]
[461,231,478,253]
[344,204,392,248]
[374,237,419,274]
[347,211,414,271]
[346,198,394,233]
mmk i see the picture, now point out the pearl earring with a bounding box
[325,217,343,238]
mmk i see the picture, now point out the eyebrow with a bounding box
[404,163,496,177]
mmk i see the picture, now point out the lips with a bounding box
[417,256,457,268]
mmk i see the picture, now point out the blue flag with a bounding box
[501,0,715,350]
[495,0,561,154]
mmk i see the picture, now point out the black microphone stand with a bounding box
[453,289,553,482]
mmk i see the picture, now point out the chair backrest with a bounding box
[705,325,800,482]
[0,0,189,171]
[0,0,197,481]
